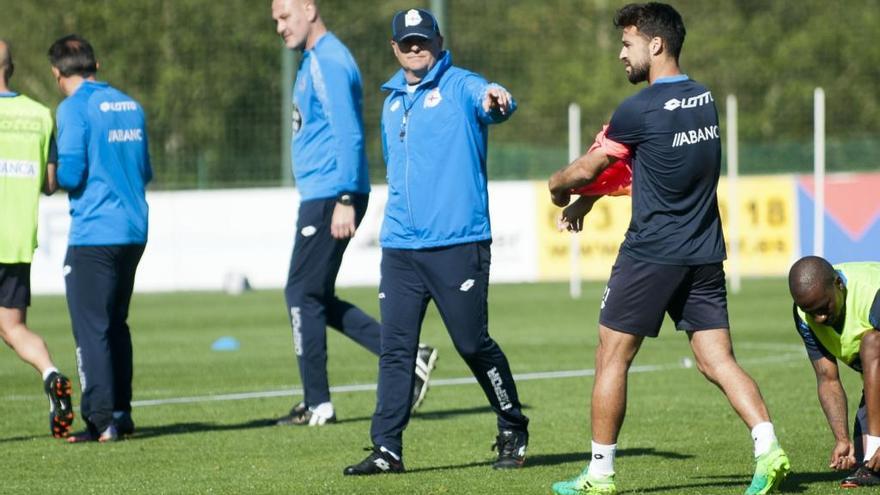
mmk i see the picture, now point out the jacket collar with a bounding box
[382,50,452,92]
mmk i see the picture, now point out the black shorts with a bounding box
[599,252,729,338]
[0,263,31,309]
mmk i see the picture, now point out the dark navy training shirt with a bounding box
[606,75,726,265]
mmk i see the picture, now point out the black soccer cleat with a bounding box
[275,401,308,425]
[66,424,118,444]
[411,344,438,413]
[343,447,405,476]
[44,372,74,438]
[276,401,336,426]
[114,412,135,437]
[492,429,528,469]
[841,465,880,488]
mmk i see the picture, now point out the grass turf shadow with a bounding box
[631,470,844,494]
[407,447,693,474]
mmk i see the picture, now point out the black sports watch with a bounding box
[336,192,353,206]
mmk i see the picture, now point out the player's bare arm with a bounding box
[43,162,58,195]
[812,355,856,470]
[483,86,512,116]
[330,203,356,240]
[860,330,880,470]
[557,195,602,233]
[548,148,613,207]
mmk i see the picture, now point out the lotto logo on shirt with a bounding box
[0,115,42,134]
[663,91,714,111]
[108,128,144,143]
[99,101,138,112]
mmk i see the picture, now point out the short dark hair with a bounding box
[614,3,686,62]
[48,34,98,77]
[0,40,13,83]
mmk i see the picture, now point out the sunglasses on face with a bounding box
[397,38,433,53]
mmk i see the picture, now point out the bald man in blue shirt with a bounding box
[272,0,436,427]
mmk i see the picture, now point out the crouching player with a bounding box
[789,256,880,488]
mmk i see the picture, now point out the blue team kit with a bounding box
[379,51,515,249]
[56,81,151,246]
[292,33,370,201]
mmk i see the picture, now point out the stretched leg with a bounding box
[284,199,340,408]
[690,329,790,494]
[284,197,381,409]
[592,325,644,444]
[554,254,684,494]
[0,307,55,373]
[419,242,528,432]
[688,329,770,427]
[325,298,381,355]
[551,325,644,493]
[676,263,787,494]
[65,246,117,434]
[0,263,74,438]
[370,248,429,458]
[108,245,144,415]
[325,194,382,354]
[0,263,55,373]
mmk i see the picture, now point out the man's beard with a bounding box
[626,62,649,84]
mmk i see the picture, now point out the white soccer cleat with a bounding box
[412,344,439,413]
[308,402,336,426]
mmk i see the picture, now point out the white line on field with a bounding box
[126,351,804,408]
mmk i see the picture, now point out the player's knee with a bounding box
[694,360,716,381]
[693,354,727,382]
[595,342,639,371]
[0,313,18,340]
[0,320,24,347]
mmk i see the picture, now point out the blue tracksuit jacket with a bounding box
[56,81,151,246]
[292,32,370,201]
[379,51,515,249]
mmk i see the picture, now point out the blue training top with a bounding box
[378,50,515,249]
[607,75,726,265]
[292,32,370,201]
[56,80,151,246]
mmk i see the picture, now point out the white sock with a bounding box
[587,441,617,477]
[41,367,59,382]
[379,446,401,461]
[751,422,778,457]
[865,435,880,462]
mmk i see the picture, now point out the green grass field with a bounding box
[2,280,864,494]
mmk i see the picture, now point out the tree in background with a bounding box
[3,0,877,188]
